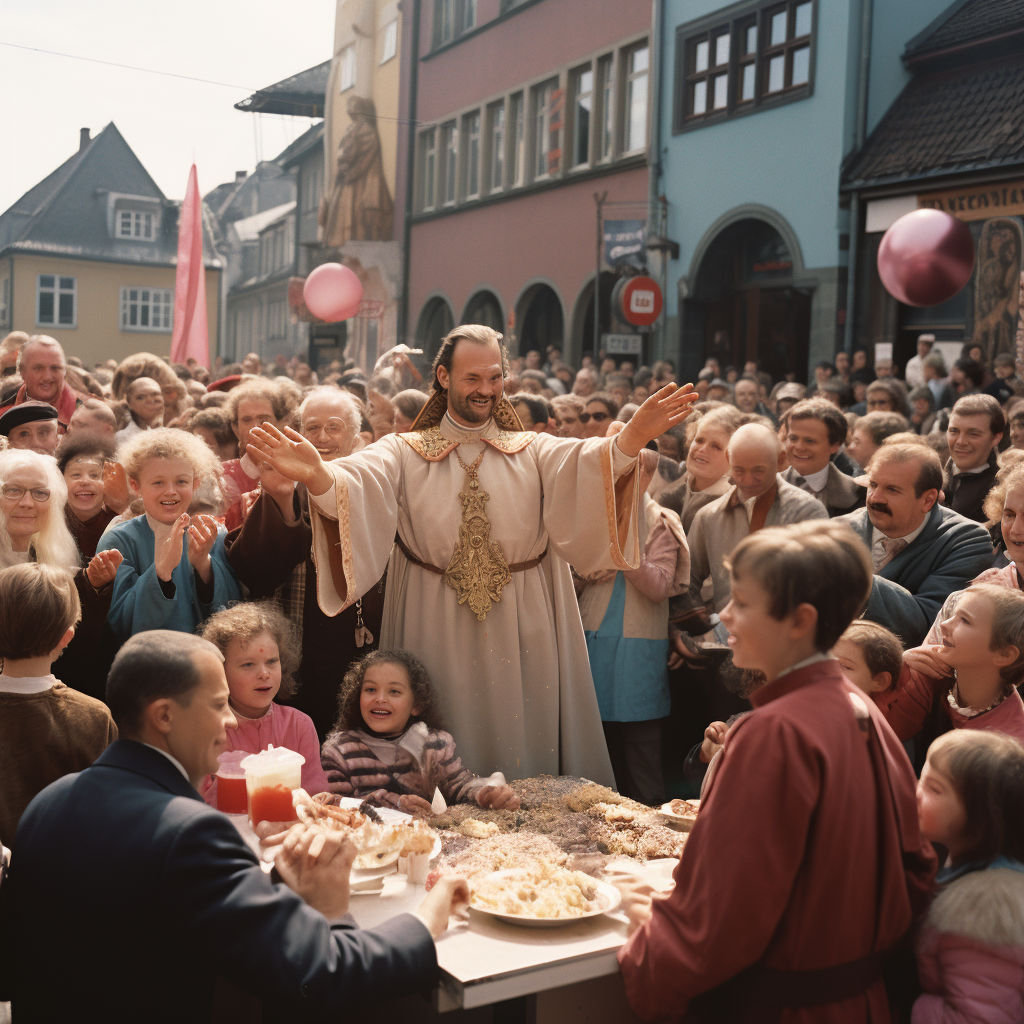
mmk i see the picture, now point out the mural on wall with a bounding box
[319,96,394,246]
[973,217,1022,364]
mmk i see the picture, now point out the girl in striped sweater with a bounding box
[320,649,520,815]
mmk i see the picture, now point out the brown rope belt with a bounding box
[394,534,547,575]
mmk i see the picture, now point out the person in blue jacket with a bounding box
[100,428,241,639]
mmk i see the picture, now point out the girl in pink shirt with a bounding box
[913,730,1024,1024]
[199,602,328,806]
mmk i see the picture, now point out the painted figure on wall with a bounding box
[974,217,1023,365]
[319,96,394,247]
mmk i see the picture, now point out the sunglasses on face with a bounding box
[588,411,610,422]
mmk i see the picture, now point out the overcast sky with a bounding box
[0,0,336,213]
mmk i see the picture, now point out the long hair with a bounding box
[0,449,80,572]
[332,649,444,734]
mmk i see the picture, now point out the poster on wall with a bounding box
[973,217,1023,365]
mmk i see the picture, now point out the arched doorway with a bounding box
[570,272,618,365]
[515,283,563,359]
[463,290,503,333]
[684,218,811,383]
[415,296,455,359]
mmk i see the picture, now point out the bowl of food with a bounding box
[468,865,621,928]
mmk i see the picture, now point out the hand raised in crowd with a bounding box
[275,826,357,921]
[667,626,709,670]
[415,876,470,939]
[902,643,953,680]
[154,513,189,582]
[700,721,729,764]
[398,793,435,817]
[187,514,219,583]
[247,423,334,496]
[102,461,130,514]
[477,784,521,810]
[615,382,699,459]
[85,548,123,590]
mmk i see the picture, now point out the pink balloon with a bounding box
[877,209,975,307]
[303,263,364,322]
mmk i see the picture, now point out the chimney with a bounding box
[79,128,90,152]
[235,170,247,183]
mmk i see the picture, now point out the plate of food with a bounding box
[468,865,622,928]
[658,798,700,830]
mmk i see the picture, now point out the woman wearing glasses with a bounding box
[0,449,121,700]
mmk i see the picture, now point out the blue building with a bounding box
[652,0,953,381]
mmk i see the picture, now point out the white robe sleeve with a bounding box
[307,436,405,616]
[533,434,657,575]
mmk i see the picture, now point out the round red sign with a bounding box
[620,276,663,327]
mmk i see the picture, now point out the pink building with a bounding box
[402,0,653,365]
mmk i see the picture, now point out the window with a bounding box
[510,93,525,186]
[442,122,458,205]
[532,79,560,179]
[572,66,593,167]
[339,45,356,92]
[624,45,649,152]
[434,0,475,46]
[598,55,614,161]
[119,287,172,332]
[438,0,454,43]
[677,0,815,129]
[305,165,322,212]
[268,300,287,341]
[421,130,437,210]
[116,209,156,240]
[464,111,481,198]
[37,275,76,327]
[381,19,398,63]
[488,103,505,191]
[461,0,476,32]
[0,278,8,327]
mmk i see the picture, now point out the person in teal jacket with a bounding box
[100,428,241,640]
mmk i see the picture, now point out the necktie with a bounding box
[876,537,908,571]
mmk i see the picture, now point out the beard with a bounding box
[448,387,498,425]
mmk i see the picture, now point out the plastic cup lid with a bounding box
[240,744,306,772]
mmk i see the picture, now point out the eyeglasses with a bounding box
[588,411,610,422]
[2,485,50,502]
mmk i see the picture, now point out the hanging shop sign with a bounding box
[620,276,663,327]
[602,333,643,355]
[604,219,647,268]
[918,179,1024,222]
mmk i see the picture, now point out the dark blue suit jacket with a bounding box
[1,740,436,1022]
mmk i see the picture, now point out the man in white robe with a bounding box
[248,326,695,786]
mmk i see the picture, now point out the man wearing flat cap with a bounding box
[0,401,59,456]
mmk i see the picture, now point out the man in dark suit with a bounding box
[0,631,466,1022]
[942,393,1004,524]
[836,444,993,647]
[782,398,866,517]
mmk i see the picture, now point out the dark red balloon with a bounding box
[877,209,975,307]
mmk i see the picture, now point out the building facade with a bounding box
[403,0,654,364]
[655,0,950,381]
[0,124,220,366]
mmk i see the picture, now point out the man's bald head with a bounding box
[728,423,781,501]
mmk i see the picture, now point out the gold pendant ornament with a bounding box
[444,448,512,621]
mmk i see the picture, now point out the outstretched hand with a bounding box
[86,548,123,590]
[615,383,699,458]
[247,423,334,495]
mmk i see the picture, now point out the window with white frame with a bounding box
[0,277,8,327]
[339,45,356,92]
[37,275,76,327]
[442,122,458,205]
[461,0,476,32]
[422,130,437,210]
[532,79,560,179]
[488,102,505,192]
[116,209,156,240]
[434,0,475,47]
[268,300,287,340]
[464,111,481,198]
[572,65,593,168]
[119,287,173,332]
[381,19,398,63]
[510,92,525,187]
[624,45,649,152]
[599,55,615,160]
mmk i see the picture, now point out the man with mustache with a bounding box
[249,324,697,786]
[836,443,993,646]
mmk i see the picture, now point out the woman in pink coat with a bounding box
[913,730,1024,1023]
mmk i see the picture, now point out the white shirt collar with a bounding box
[143,743,191,782]
[776,651,832,680]
[0,672,58,694]
[871,515,929,551]
[801,465,830,492]
[952,461,991,477]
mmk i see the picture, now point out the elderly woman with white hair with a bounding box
[0,449,122,701]
[224,385,385,740]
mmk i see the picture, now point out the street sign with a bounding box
[602,333,642,354]
[621,276,663,327]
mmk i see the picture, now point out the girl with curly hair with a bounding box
[321,649,519,815]
[199,601,328,805]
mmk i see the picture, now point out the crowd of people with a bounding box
[0,323,1023,1023]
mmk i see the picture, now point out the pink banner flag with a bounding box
[170,164,210,368]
